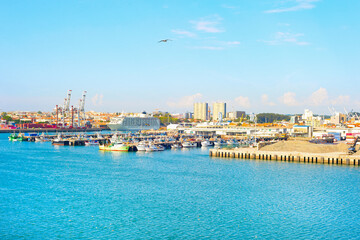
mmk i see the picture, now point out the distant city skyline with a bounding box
[0,0,359,114]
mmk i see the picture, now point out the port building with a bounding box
[194,103,208,121]
[227,111,246,120]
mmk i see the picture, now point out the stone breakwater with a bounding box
[210,148,360,166]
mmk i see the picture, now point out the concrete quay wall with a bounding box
[209,148,360,166]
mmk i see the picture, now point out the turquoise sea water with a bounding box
[1,134,360,239]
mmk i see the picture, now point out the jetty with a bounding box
[13,131,208,149]
[209,148,360,166]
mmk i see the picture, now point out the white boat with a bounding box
[34,133,49,142]
[146,144,159,152]
[171,143,182,149]
[201,140,212,147]
[85,140,99,146]
[214,140,226,147]
[107,113,160,131]
[182,141,197,148]
[157,145,165,151]
[137,142,147,151]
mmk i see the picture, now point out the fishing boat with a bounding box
[9,133,26,141]
[157,145,165,151]
[99,142,129,152]
[182,141,197,148]
[171,143,182,149]
[145,144,159,152]
[85,140,99,146]
[214,139,226,147]
[201,140,212,147]
[52,133,69,146]
[35,133,51,142]
[136,142,147,151]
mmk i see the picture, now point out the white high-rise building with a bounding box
[213,102,226,121]
[194,103,208,121]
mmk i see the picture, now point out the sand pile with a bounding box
[260,140,350,154]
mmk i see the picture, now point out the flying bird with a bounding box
[158,39,172,43]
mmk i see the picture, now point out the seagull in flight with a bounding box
[158,39,172,43]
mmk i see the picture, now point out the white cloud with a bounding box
[306,88,352,107]
[277,88,353,109]
[279,92,300,106]
[308,87,328,106]
[331,95,351,106]
[190,15,224,33]
[234,96,251,108]
[225,41,241,45]
[261,94,276,106]
[262,32,310,46]
[171,29,196,38]
[91,93,103,106]
[167,93,203,108]
[265,0,320,13]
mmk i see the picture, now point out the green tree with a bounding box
[256,113,290,123]
[3,115,13,122]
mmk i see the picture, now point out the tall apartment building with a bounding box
[212,102,226,121]
[193,103,208,121]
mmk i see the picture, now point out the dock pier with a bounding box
[209,148,360,166]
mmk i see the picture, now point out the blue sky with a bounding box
[0,0,359,114]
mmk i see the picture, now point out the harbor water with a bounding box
[1,134,360,239]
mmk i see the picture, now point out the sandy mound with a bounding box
[260,140,350,154]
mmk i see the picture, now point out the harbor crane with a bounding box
[77,91,87,127]
[55,90,87,128]
[62,90,72,127]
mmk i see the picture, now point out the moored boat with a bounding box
[146,144,159,152]
[214,139,226,147]
[9,133,26,141]
[85,140,99,146]
[171,143,182,149]
[99,142,130,152]
[157,145,165,151]
[52,133,69,146]
[182,141,197,148]
[201,140,212,147]
[226,139,239,146]
[136,142,147,151]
